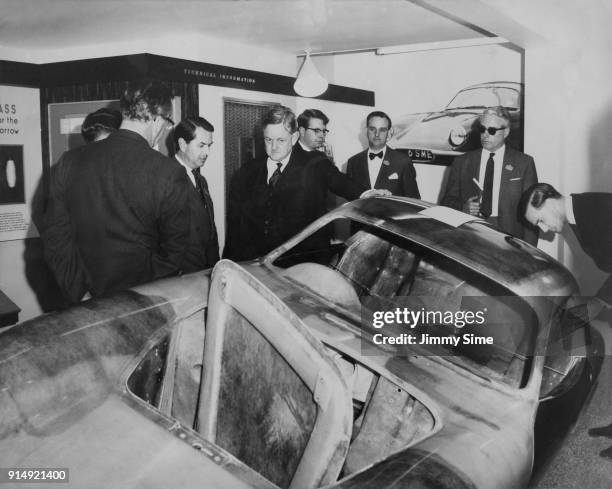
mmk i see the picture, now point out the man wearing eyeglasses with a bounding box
[346,111,420,198]
[41,80,190,304]
[296,108,333,156]
[440,106,538,245]
[224,106,383,261]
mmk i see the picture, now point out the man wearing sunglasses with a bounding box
[441,106,538,245]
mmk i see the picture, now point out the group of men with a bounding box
[39,80,612,329]
[39,80,421,304]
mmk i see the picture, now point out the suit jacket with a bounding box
[42,129,190,303]
[440,147,538,245]
[180,163,220,273]
[571,193,612,302]
[346,146,420,198]
[224,143,366,261]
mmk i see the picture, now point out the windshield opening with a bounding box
[272,219,536,388]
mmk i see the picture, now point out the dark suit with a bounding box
[571,193,612,303]
[42,129,190,303]
[224,143,366,261]
[346,146,420,198]
[180,163,219,273]
[440,147,538,245]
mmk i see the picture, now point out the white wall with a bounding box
[0,86,43,321]
[477,0,612,295]
[327,44,522,203]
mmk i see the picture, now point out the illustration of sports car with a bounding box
[0,196,600,489]
[390,81,523,165]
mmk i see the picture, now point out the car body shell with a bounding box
[0,197,599,489]
[389,81,524,165]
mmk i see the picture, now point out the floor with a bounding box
[531,319,612,489]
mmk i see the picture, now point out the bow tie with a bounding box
[369,151,383,160]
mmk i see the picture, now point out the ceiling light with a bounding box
[293,50,328,98]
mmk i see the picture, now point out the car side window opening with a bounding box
[272,219,537,388]
[127,326,436,485]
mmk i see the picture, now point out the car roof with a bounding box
[331,196,575,297]
[459,81,523,91]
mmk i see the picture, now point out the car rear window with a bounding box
[272,220,536,388]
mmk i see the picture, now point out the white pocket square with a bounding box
[509,177,521,181]
[388,172,399,180]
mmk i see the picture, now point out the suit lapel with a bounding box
[498,147,516,208]
[355,150,370,187]
[467,150,482,195]
[374,146,393,188]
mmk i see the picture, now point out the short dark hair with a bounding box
[520,182,562,218]
[81,108,122,142]
[173,116,214,148]
[120,79,173,122]
[366,111,392,128]
[263,106,297,134]
[297,109,329,128]
[479,106,511,125]
[526,183,562,209]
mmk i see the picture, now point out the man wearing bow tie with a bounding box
[173,117,219,272]
[346,111,420,198]
[440,106,538,245]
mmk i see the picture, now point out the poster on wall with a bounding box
[0,86,42,241]
[388,81,524,166]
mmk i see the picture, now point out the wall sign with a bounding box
[0,85,43,241]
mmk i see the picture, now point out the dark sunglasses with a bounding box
[478,125,507,136]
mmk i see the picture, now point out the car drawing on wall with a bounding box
[0,196,600,489]
[389,81,524,165]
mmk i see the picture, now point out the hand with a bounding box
[360,188,391,198]
[318,142,334,161]
[463,195,481,216]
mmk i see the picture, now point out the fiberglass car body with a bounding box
[0,196,600,489]
[389,81,523,165]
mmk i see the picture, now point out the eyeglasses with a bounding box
[306,128,329,135]
[478,125,507,136]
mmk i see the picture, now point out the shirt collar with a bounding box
[368,146,386,160]
[482,144,506,161]
[175,154,197,186]
[298,140,313,152]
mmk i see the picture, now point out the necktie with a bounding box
[369,151,383,160]
[480,153,495,218]
[192,169,208,207]
[268,162,282,187]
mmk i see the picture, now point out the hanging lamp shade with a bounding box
[294,50,328,98]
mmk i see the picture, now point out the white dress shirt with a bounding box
[266,153,291,183]
[566,194,576,224]
[478,145,506,217]
[367,147,386,189]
